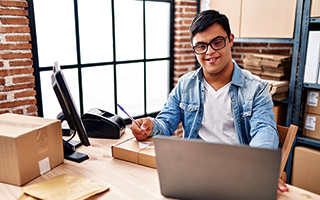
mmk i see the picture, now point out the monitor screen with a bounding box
[51,61,90,162]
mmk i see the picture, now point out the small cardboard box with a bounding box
[305,89,320,115]
[292,146,320,194]
[303,113,320,140]
[0,113,64,186]
[273,103,286,125]
[111,137,156,168]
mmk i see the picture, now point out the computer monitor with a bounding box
[51,61,90,163]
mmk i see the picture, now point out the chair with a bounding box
[277,124,298,182]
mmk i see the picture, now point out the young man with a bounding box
[130,9,288,193]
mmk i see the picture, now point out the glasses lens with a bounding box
[211,37,225,49]
[194,44,207,54]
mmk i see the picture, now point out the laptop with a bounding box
[153,136,281,200]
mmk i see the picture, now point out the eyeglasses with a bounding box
[192,36,228,55]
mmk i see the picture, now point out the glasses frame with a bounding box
[192,36,228,55]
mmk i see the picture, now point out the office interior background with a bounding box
[0,0,319,193]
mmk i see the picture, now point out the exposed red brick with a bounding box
[0,110,9,115]
[0,61,4,67]
[0,78,5,85]
[261,49,291,54]
[0,43,31,50]
[12,99,37,107]
[0,1,28,8]
[12,76,35,84]
[0,17,29,25]
[8,67,33,75]
[0,53,32,59]
[0,26,30,33]
[9,60,33,67]
[14,90,36,98]
[1,82,35,92]
[27,105,38,113]
[5,35,31,42]
[0,94,7,101]
[0,8,28,16]
[242,43,268,47]
[175,2,197,6]
[12,109,23,114]
[0,69,8,76]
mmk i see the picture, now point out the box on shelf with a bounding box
[303,113,320,140]
[0,113,64,186]
[240,0,297,38]
[310,0,320,17]
[292,146,320,195]
[273,103,286,125]
[305,89,320,115]
[243,53,292,81]
[111,136,156,168]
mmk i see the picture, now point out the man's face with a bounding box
[192,23,234,79]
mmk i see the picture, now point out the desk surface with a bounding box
[1,129,320,200]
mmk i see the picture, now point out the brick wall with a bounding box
[0,0,37,116]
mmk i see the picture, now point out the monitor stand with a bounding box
[63,139,89,163]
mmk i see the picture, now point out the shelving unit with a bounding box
[290,0,320,183]
[234,0,304,128]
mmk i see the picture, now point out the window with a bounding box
[28,0,174,122]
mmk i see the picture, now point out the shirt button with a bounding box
[238,120,240,123]
[232,99,235,101]
[242,116,244,118]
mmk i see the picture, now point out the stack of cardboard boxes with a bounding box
[243,53,291,101]
[291,89,320,195]
[243,53,291,81]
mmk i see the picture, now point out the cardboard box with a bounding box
[273,104,286,125]
[303,113,320,140]
[111,137,156,168]
[0,113,64,186]
[310,0,320,17]
[305,89,320,115]
[210,0,241,37]
[292,146,320,194]
[241,0,297,38]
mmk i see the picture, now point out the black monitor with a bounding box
[51,61,90,163]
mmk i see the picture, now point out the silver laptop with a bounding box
[154,136,281,200]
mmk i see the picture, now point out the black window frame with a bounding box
[27,0,175,123]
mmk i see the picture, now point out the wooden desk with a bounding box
[1,129,319,200]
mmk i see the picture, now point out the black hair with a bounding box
[189,10,231,44]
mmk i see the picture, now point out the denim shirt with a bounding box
[150,61,279,149]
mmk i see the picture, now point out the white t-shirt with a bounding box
[198,79,239,144]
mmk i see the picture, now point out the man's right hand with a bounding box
[130,118,154,141]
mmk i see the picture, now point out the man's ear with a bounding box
[229,33,235,47]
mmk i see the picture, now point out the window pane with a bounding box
[78,0,113,64]
[41,69,80,119]
[33,0,77,67]
[145,1,170,59]
[146,61,169,113]
[82,66,115,113]
[116,63,144,118]
[114,0,144,61]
